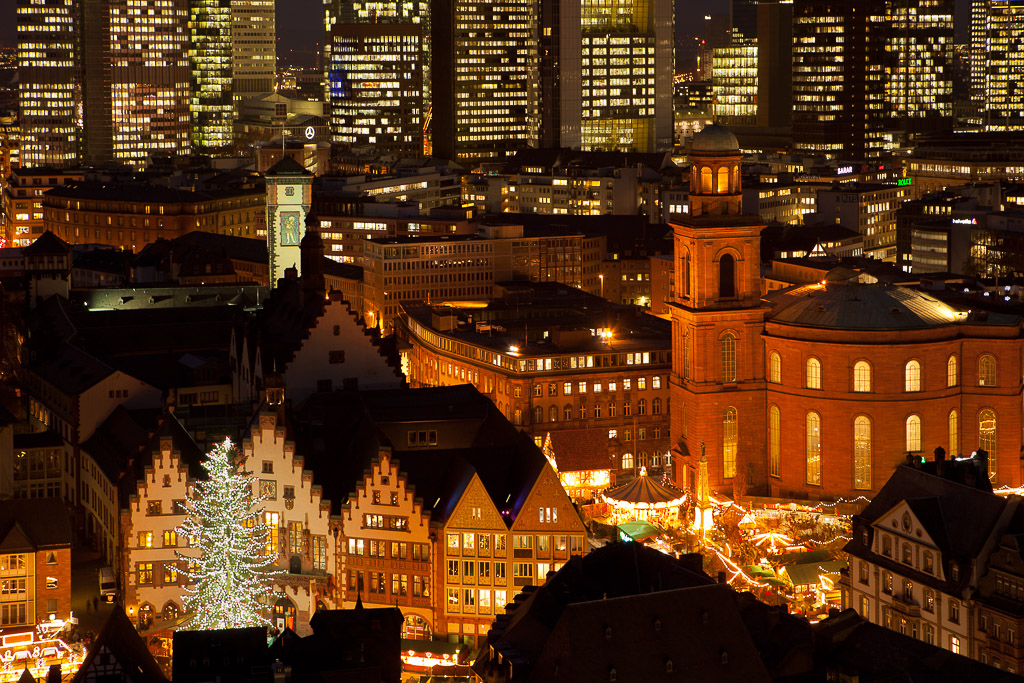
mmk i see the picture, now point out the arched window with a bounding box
[721,333,736,382]
[806,412,821,485]
[854,416,871,490]
[563,404,573,421]
[621,452,634,470]
[769,405,781,477]
[947,355,958,387]
[979,409,996,480]
[721,407,739,479]
[682,330,691,379]
[652,398,661,414]
[682,251,691,298]
[163,601,179,622]
[853,361,871,392]
[700,167,713,193]
[806,358,821,389]
[905,415,922,452]
[549,405,558,422]
[638,399,647,416]
[719,254,736,298]
[980,355,996,386]
[905,360,921,392]
[609,402,616,418]
[769,351,781,384]
[533,406,543,424]
[716,167,730,193]
[948,409,958,455]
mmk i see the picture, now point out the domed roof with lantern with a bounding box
[691,124,740,154]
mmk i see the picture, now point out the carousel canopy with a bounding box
[603,468,686,507]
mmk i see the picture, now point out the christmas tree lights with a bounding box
[177,438,279,630]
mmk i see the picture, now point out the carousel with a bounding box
[601,466,686,525]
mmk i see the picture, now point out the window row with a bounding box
[527,398,664,423]
[765,351,998,391]
[756,408,997,487]
[537,376,662,396]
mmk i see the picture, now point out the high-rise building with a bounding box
[231,0,276,101]
[540,0,673,153]
[971,0,1024,131]
[327,24,424,156]
[431,0,539,162]
[108,0,191,167]
[16,0,82,168]
[189,0,234,155]
[755,0,792,129]
[712,40,757,128]
[792,0,952,159]
[731,0,758,40]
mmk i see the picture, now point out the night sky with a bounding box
[0,0,970,58]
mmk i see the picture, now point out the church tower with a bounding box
[265,156,313,285]
[669,125,767,497]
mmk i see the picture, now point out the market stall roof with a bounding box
[603,468,686,507]
[780,560,847,588]
[617,520,663,542]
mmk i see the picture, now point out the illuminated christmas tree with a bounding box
[177,438,278,630]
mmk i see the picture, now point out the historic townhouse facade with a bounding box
[338,449,434,639]
[123,412,337,635]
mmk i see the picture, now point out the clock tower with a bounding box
[670,125,768,497]
[265,156,313,285]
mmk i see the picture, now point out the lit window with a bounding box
[806,358,821,390]
[906,415,922,452]
[980,355,996,386]
[806,412,821,485]
[721,334,736,382]
[853,361,871,392]
[769,406,780,477]
[946,355,957,387]
[723,407,738,478]
[854,416,871,490]
[905,360,921,392]
[980,409,997,480]
[768,352,781,384]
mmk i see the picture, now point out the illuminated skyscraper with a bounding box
[328,24,424,155]
[540,0,673,153]
[231,0,276,101]
[109,0,191,166]
[431,0,539,162]
[712,40,757,128]
[792,0,952,159]
[17,0,82,168]
[189,0,234,155]
[971,0,1024,130]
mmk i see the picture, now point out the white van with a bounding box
[98,567,116,603]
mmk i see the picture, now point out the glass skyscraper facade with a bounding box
[971,0,1024,130]
[17,0,82,168]
[189,0,234,155]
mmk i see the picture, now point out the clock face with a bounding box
[305,126,315,140]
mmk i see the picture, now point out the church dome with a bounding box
[691,124,740,154]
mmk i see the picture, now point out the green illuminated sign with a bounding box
[897,178,912,187]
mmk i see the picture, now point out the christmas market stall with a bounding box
[601,467,686,525]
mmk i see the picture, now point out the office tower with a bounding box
[327,24,424,155]
[231,0,276,101]
[792,0,952,159]
[109,0,191,166]
[189,0,234,155]
[82,0,113,165]
[431,0,539,162]
[700,14,732,80]
[539,0,673,153]
[712,40,757,128]
[971,0,1024,130]
[731,0,758,39]
[16,0,82,168]
[756,0,792,129]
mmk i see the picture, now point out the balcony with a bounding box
[890,593,921,618]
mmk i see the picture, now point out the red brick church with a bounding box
[670,125,1022,500]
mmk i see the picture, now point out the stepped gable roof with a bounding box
[82,406,159,485]
[0,498,72,550]
[246,277,325,376]
[22,230,70,256]
[814,609,1017,683]
[766,282,985,330]
[292,385,548,521]
[72,607,168,683]
[846,465,1007,561]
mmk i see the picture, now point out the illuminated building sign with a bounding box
[952,218,978,225]
[897,178,912,186]
[836,166,854,175]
